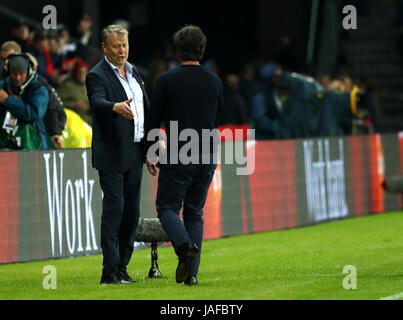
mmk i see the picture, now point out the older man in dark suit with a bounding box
[85,24,149,285]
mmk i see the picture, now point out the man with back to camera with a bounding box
[85,24,150,285]
[145,25,223,286]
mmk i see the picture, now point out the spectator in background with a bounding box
[73,14,103,69]
[218,74,248,125]
[57,59,90,124]
[26,30,52,80]
[328,78,347,92]
[327,74,353,93]
[48,30,64,71]
[0,53,50,149]
[251,63,283,139]
[254,63,369,139]
[47,29,69,87]
[316,73,332,90]
[11,22,30,52]
[75,14,94,48]
[2,38,66,148]
[317,73,353,93]
[339,74,353,92]
[58,24,77,60]
[26,53,66,148]
[239,61,260,118]
[0,41,22,81]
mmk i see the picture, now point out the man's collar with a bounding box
[104,55,132,73]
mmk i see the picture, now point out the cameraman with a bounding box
[0,53,49,149]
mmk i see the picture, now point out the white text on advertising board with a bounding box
[43,151,98,256]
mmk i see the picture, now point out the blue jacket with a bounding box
[0,74,49,149]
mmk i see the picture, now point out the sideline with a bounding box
[378,292,403,300]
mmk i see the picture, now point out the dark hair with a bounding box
[173,25,206,62]
[33,29,48,42]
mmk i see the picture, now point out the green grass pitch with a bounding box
[0,211,402,300]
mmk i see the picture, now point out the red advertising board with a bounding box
[0,152,19,264]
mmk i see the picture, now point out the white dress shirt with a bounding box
[104,56,145,142]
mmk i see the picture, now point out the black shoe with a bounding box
[100,271,123,285]
[176,242,199,284]
[184,275,198,286]
[118,268,136,283]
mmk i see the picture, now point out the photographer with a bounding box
[0,53,50,150]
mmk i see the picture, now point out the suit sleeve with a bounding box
[85,71,115,116]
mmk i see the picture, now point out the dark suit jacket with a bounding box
[86,58,150,172]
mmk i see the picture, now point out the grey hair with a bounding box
[101,24,129,44]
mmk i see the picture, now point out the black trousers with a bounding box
[98,166,143,275]
[156,163,216,276]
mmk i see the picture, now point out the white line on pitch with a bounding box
[378,292,403,300]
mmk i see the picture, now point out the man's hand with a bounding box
[51,135,63,149]
[146,158,158,176]
[0,89,9,104]
[113,98,134,120]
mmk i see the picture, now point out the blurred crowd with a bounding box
[0,13,375,151]
[2,15,99,122]
[209,59,372,140]
[0,15,101,150]
[140,38,374,141]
